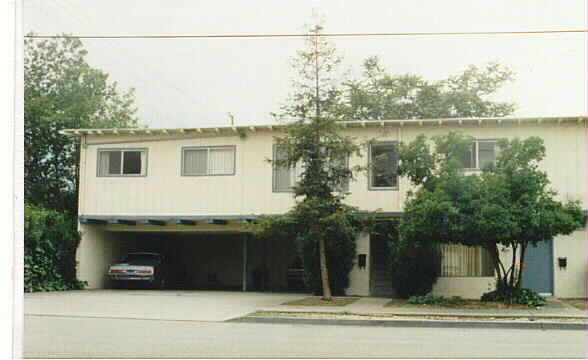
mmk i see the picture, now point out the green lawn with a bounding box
[386,298,532,310]
[282,297,359,306]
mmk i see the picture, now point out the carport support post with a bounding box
[242,234,248,292]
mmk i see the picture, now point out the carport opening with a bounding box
[107,231,306,292]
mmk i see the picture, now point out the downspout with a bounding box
[242,233,248,291]
[397,125,402,211]
[79,134,87,217]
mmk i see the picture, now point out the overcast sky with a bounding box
[24,0,586,129]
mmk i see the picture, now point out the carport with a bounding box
[76,215,300,292]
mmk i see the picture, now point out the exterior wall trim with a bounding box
[78,211,404,224]
[59,115,587,138]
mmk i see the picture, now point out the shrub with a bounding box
[388,237,442,298]
[300,228,357,296]
[24,205,86,292]
[481,286,547,307]
[408,295,465,305]
[408,295,444,305]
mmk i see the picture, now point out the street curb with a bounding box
[229,316,587,330]
[258,309,587,320]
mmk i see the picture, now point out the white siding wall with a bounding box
[80,122,586,216]
[347,233,370,296]
[77,121,586,296]
[554,229,586,298]
[77,224,125,289]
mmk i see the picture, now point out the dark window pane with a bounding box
[330,156,349,192]
[123,151,142,174]
[460,143,476,168]
[478,142,496,169]
[108,151,121,175]
[371,144,397,187]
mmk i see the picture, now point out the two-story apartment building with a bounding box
[60,115,586,299]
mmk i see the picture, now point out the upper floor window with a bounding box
[98,149,147,177]
[460,140,497,170]
[273,145,303,192]
[369,141,398,190]
[272,145,349,193]
[182,146,235,176]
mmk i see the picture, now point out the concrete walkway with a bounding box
[25,290,585,325]
[24,289,304,322]
[258,296,586,319]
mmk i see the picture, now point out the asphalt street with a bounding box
[24,314,586,358]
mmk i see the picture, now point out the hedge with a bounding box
[24,204,85,292]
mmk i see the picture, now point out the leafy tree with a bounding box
[24,204,85,292]
[256,25,370,300]
[373,219,442,298]
[397,133,584,301]
[25,35,138,214]
[388,238,442,298]
[340,57,516,120]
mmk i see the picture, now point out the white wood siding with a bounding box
[79,122,586,216]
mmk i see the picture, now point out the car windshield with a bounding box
[122,253,161,264]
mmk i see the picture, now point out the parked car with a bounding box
[107,252,168,289]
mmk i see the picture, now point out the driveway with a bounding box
[24,289,305,321]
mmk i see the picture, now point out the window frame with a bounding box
[368,140,399,191]
[462,139,498,171]
[96,148,148,177]
[181,145,237,177]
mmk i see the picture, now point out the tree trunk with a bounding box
[313,30,332,302]
[516,242,527,288]
[319,237,332,301]
[509,245,517,288]
[489,245,507,289]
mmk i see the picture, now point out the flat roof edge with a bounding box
[79,212,403,223]
[60,115,587,137]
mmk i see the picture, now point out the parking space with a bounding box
[116,232,246,290]
[24,289,306,322]
[80,226,302,291]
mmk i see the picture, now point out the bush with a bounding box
[481,286,547,307]
[300,229,357,296]
[24,205,86,292]
[388,238,442,298]
[408,295,465,305]
[252,207,373,297]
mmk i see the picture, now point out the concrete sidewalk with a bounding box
[24,289,304,322]
[248,296,587,329]
[259,296,585,317]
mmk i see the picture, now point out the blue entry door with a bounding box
[521,239,553,294]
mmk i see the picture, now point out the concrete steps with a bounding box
[371,268,394,297]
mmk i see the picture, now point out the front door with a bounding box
[370,235,395,297]
[521,239,554,295]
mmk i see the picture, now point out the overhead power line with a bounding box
[25,29,586,40]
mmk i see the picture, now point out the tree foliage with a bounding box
[372,220,441,298]
[396,133,584,299]
[24,205,86,292]
[25,35,138,213]
[255,25,372,299]
[340,57,516,120]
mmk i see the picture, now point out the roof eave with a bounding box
[59,115,587,137]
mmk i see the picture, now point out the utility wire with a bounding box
[25,29,586,40]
